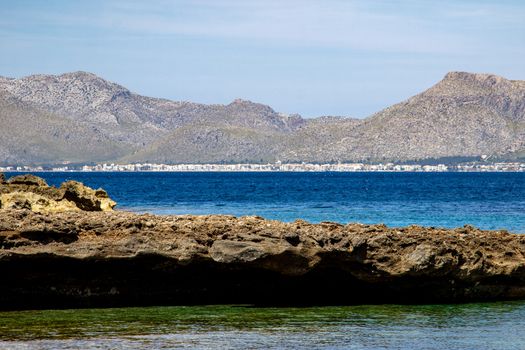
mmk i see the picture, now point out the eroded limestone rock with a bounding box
[7,174,48,187]
[0,174,116,212]
[61,180,116,211]
[0,211,524,309]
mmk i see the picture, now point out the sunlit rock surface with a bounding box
[0,173,116,213]
[1,209,524,310]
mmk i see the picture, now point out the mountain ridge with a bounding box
[0,71,524,165]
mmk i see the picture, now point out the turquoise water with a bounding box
[3,172,525,348]
[1,303,525,349]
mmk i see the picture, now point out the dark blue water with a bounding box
[25,172,525,233]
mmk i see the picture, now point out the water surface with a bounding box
[1,303,524,349]
[26,171,525,232]
[4,171,524,349]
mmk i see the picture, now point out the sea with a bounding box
[1,171,525,349]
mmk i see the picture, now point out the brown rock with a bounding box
[0,174,116,212]
[0,210,524,310]
[0,172,5,184]
[61,181,116,211]
[6,174,48,186]
[0,193,32,210]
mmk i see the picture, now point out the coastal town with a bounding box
[1,161,525,172]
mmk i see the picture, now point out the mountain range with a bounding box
[0,71,524,165]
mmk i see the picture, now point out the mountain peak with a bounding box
[230,98,251,104]
[442,71,509,86]
[58,71,128,91]
[61,71,100,79]
[423,71,519,98]
[226,98,277,113]
[13,71,128,93]
[228,98,264,107]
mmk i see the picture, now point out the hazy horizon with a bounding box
[1,0,524,118]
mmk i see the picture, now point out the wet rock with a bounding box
[0,172,5,184]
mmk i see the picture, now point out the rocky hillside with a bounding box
[310,72,525,162]
[0,89,126,164]
[0,71,524,164]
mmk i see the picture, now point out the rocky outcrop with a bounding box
[7,174,48,186]
[61,181,115,211]
[0,174,116,212]
[1,210,524,310]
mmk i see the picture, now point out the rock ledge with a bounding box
[1,210,525,310]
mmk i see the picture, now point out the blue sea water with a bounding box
[3,171,525,349]
[27,171,525,233]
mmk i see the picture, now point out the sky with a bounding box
[0,0,524,118]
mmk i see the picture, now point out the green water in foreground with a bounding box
[1,303,524,349]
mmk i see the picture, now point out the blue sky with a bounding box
[1,0,524,118]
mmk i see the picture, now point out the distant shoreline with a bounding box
[2,170,525,173]
[2,162,525,173]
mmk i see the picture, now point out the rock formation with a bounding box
[1,209,525,310]
[7,173,48,186]
[0,173,116,212]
